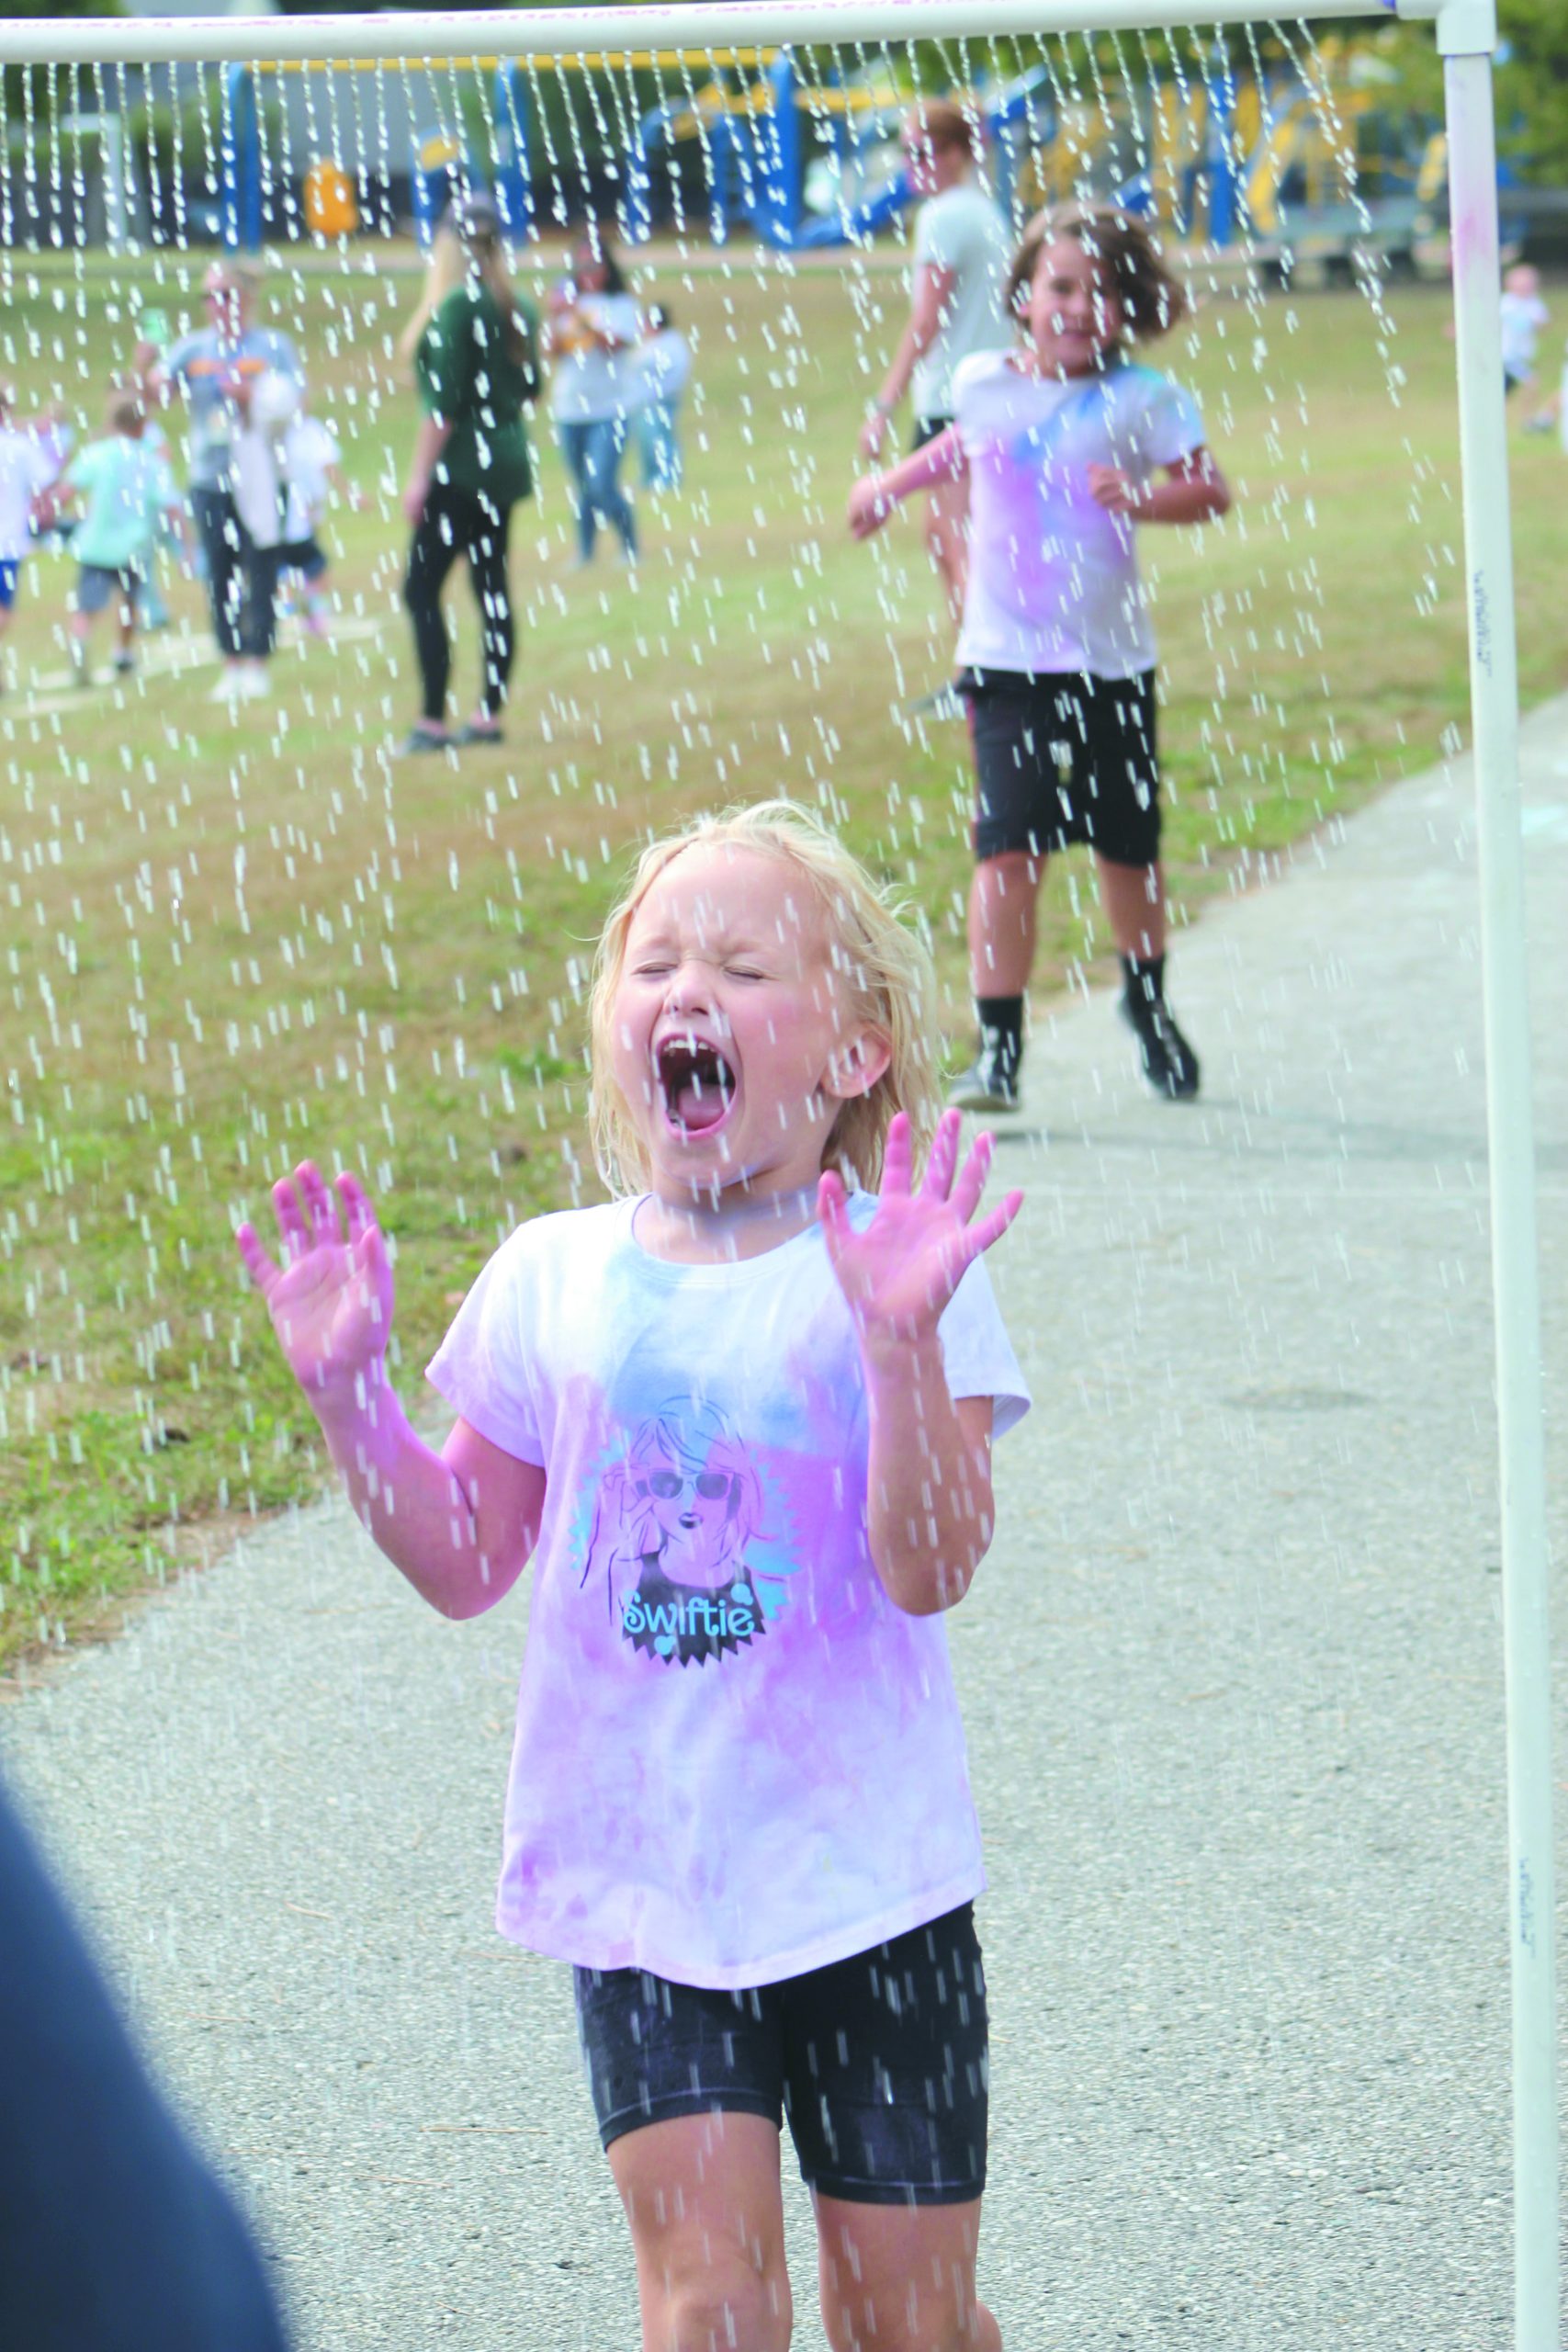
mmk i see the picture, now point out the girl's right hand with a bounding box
[847,474,893,539]
[235,1163,394,1415]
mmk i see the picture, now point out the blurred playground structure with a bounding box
[28,33,1462,277]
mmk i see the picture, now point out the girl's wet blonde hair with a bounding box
[588,800,941,1198]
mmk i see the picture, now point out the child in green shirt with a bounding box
[62,389,184,685]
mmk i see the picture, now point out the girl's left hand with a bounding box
[401,471,430,526]
[1087,462,1143,514]
[819,1108,1023,1351]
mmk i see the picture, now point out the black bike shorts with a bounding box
[573,1902,988,2207]
[962,664,1161,868]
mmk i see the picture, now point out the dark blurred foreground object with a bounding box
[0,1771,290,2352]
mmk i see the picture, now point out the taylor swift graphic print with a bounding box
[576,1398,795,1667]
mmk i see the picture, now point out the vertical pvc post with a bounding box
[760,50,801,246]
[708,113,734,243]
[1436,4,1558,2344]
[222,62,260,252]
[626,104,659,244]
[100,112,126,256]
[1208,62,1235,247]
[492,61,534,241]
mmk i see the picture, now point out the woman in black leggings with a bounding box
[397,193,539,753]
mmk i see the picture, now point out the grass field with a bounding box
[1,233,1563,1669]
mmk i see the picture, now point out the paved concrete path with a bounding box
[4,706,1567,2351]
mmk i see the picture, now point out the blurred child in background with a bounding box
[60,387,184,685]
[546,231,640,567]
[277,401,352,640]
[1501,261,1548,399]
[0,387,70,687]
[130,313,178,628]
[633,303,691,495]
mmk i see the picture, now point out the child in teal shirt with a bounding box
[62,389,183,684]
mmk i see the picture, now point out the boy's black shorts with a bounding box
[961,664,1161,868]
[573,1902,988,2207]
[276,535,329,582]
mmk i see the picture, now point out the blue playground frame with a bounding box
[219,49,1242,253]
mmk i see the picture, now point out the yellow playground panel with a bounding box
[302,158,360,238]
[1013,32,1433,251]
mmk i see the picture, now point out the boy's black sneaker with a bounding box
[1119,985,1200,1101]
[948,1053,1020,1114]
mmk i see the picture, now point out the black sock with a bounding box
[1120,952,1166,1015]
[976,993,1024,1080]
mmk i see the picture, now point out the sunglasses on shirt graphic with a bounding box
[640,1470,735,1503]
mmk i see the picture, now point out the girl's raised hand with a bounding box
[235,1163,395,1413]
[818,1109,1023,1351]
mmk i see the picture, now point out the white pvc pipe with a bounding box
[1437,11,1560,2349]
[0,0,1393,68]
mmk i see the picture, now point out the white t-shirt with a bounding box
[953,349,1205,679]
[426,1193,1030,1990]
[1500,291,1548,379]
[281,413,341,539]
[549,292,642,424]
[634,328,692,411]
[0,424,66,562]
[910,182,1012,421]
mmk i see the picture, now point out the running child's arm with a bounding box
[237,1162,543,1619]
[819,1108,1022,1618]
[1087,445,1231,524]
[847,424,966,539]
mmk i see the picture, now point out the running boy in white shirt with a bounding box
[277,405,349,639]
[850,203,1231,1110]
[632,303,691,494]
[238,802,1029,2352]
[1500,261,1548,397]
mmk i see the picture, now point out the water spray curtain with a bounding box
[1,4,1556,2345]
[0,4,1456,1512]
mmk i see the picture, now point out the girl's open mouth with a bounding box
[656,1037,737,1136]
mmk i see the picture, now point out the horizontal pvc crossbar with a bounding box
[234,52,787,76]
[0,0,1396,70]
